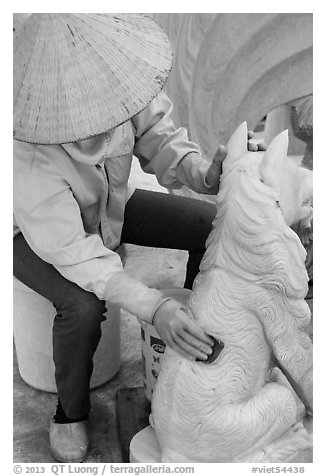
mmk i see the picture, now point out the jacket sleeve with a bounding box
[132,91,216,194]
[13,171,165,322]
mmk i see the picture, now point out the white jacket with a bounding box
[14,92,213,322]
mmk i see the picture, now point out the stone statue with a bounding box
[152,13,312,160]
[151,122,313,463]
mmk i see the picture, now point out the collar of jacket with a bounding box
[61,121,135,166]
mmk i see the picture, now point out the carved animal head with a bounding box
[224,122,313,229]
[201,122,312,298]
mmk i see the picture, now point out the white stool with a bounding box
[13,277,121,392]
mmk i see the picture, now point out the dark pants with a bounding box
[13,189,215,418]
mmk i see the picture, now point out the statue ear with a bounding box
[225,122,248,167]
[259,130,289,194]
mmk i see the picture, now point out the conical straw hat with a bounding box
[13,13,173,144]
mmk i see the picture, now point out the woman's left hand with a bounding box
[205,131,267,193]
[247,130,267,152]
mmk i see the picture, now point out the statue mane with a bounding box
[199,158,309,300]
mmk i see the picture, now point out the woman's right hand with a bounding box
[152,299,214,360]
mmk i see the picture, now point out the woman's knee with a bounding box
[55,289,107,327]
[183,199,216,252]
[76,293,107,323]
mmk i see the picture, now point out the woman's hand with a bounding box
[153,299,214,360]
[205,131,267,193]
[205,145,227,192]
[247,130,267,152]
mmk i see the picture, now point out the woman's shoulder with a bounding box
[13,140,71,178]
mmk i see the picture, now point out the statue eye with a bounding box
[302,198,313,207]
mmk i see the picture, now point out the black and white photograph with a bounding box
[11,5,318,474]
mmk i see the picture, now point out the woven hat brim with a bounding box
[13,13,173,144]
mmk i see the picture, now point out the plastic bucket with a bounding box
[139,288,191,401]
[13,278,121,392]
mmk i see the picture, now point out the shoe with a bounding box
[49,418,89,462]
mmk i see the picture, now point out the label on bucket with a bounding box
[150,335,165,354]
[141,322,166,400]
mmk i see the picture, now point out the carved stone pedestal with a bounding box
[129,421,313,463]
[129,426,161,463]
